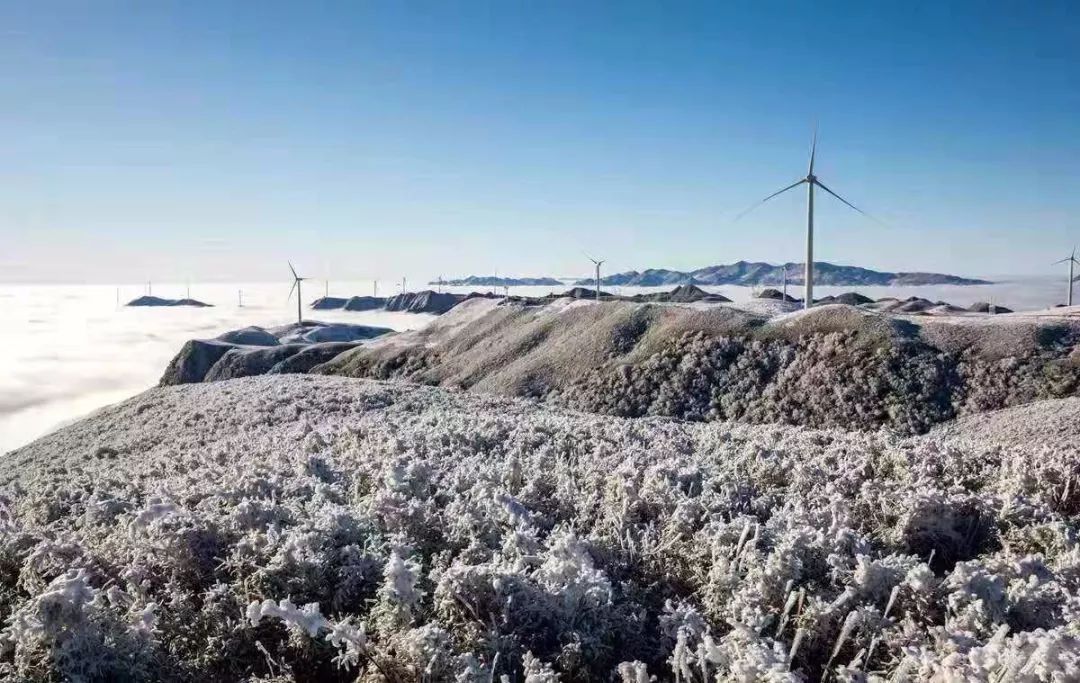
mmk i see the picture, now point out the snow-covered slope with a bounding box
[2,376,1078,680]
[318,299,1080,434]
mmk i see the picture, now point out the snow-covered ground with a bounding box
[3,376,1078,680]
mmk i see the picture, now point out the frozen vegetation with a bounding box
[1,375,1079,680]
[320,299,1080,434]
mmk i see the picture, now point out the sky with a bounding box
[2,1,1078,283]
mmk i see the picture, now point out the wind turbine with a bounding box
[586,254,605,301]
[1053,247,1079,307]
[287,261,308,325]
[737,129,879,309]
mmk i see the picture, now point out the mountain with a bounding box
[573,261,990,287]
[433,276,564,287]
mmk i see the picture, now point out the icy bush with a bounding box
[0,375,1078,680]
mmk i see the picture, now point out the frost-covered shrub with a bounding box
[1,376,1078,680]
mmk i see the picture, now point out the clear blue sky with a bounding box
[3,1,1078,283]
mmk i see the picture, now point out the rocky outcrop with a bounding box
[160,321,392,386]
[266,342,362,374]
[159,339,238,384]
[277,323,391,344]
[343,296,387,311]
[969,301,1015,314]
[215,327,280,346]
[757,288,800,302]
[203,345,306,382]
[126,295,212,307]
[815,292,874,306]
[384,290,466,314]
[310,296,350,310]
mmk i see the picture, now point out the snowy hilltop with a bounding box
[319,297,1080,434]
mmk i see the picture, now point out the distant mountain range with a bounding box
[572,261,991,287]
[432,276,563,287]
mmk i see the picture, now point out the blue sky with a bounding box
[2,1,1078,283]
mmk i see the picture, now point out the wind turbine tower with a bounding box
[587,255,605,302]
[288,262,308,325]
[738,129,879,309]
[1053,247,1079,307]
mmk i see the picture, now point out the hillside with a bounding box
[573,261,991,287]
[317,298,1080,434]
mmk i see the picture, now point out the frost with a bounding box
[1,375,1078,679]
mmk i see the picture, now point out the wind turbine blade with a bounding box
[1052,258,1070,265]
[288,261,298,280]
[733,179,807,222]
[288,280,297,301]
[814,180,886,225]
[808,125,818,175]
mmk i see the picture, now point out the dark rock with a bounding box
[268,321,327,339]
[310,296,349,310]
[267,342,361,374]
[127,295,212,308]
[560,287,612,299]
[758,288,800,302]
[159,340,238,385]
[343,296,387,311]
[278,323,392,344]
[969,302,1014,314]
[216,326,280,346]
[825,292,874,306]
[204,345,306,382]
[385,290,465,314]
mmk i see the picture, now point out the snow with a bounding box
[1,375,1078,680]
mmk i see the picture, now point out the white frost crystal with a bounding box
[0,375,1077,680]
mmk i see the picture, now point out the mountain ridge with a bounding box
[432,275,563,287]
[572,261,991,287]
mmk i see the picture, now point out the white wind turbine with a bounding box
[1053,247,1080,307]
[287,261,308,325]
[738,129,879,309]
[586,254,605,301]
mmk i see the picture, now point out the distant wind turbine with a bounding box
[782,264,788,301]
[737,128,881,309]
[1053,247,1080,307]
[287,261,308,325]
[586,254,605,302]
